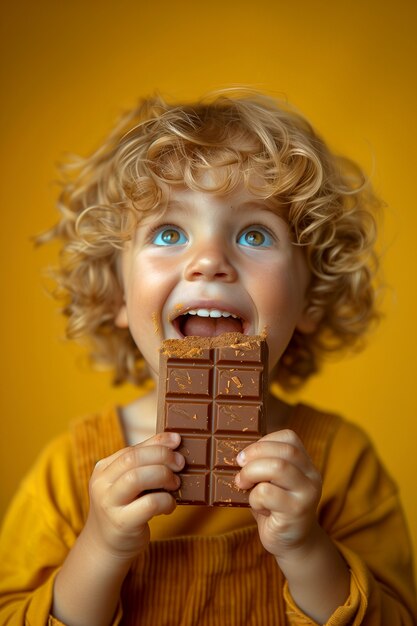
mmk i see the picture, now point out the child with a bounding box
[0,90,416,626]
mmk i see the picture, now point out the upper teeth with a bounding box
[186,309,239,319]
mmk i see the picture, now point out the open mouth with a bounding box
[172,308,246,337]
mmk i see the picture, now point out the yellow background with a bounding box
[1,0,416,574]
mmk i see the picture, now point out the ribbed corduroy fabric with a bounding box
[71,404,338,626]
[2,403,415,624]
[123,527,285,626]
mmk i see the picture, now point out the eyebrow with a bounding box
[159,200,196,218]
[238,199,288,221]
[155,196,288,225]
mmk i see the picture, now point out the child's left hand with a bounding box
[235,429,322,559]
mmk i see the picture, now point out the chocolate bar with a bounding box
[157,333,268,506]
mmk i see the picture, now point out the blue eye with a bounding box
[152,227,188,246]
[237,227,273,247]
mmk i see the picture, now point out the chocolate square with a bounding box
[157,333,268,506]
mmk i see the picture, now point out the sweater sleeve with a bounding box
[283,419,417,625]
[0,434,122,626]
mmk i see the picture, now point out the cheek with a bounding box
[125,256,175,305]
[254,261,305,315]
[123,255,179,351]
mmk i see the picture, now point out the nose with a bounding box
[184,242,238,282]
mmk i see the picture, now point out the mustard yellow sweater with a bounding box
[0,403,416,625]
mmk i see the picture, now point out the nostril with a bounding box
[190,270,230,281]
[185,252,238,282]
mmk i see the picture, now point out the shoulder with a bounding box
[288,402,398,518]
[9,407,124,532]
[286,402,343,471]
[21,407,123,491]
[0,429,83,555]
[322,414,398,509]
[289,402,391,477]
[70,407,126,509]
[294,405,400,534]
[20,430,76,504]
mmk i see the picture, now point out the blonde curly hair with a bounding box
[42,89,381,390]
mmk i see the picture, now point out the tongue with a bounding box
[182,315,243,337]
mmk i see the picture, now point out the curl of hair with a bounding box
[41,89,381,390]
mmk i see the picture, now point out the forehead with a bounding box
[131,158,287,235]
[166,179,274,209]
[138,181,284,235]
[164,163,278,201]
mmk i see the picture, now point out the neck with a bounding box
[121,389,158,446]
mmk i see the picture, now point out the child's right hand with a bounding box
[83,432,184,561]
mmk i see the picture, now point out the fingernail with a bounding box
[174,452,184,467]
[236,450,245,465]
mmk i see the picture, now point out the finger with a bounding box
[248,479,320,524]
[236,437,316,479]
[122,491,177,527]
[140,431,182,449]
[95,432,183,472]
[248,481,294,515]
[113,445,185,474]
[236,456,310,491]
[241,429,308,460]
[111,464,181,505]
[257,429,304,446]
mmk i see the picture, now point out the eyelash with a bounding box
[145,223,277,246]
[145,223,184,242]
[237,224,277,246]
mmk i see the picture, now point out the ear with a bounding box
[115,302,129,329]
